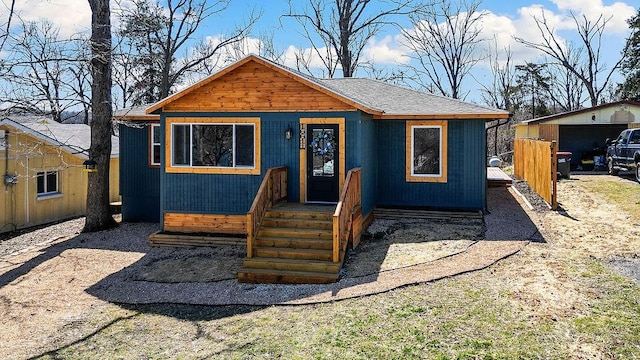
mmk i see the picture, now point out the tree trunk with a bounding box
[84,0,117,232]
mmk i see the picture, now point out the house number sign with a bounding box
[299,124,306,149]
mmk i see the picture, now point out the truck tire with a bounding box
[636,162,640,183]
[608,157,619,176]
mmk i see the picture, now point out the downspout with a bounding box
[3,129,14,230]
[3,129,8,182]
[25,157,29,224]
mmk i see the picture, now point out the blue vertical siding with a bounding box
[122,111,488,220]
[376,119,487,211]
[358,112,377,216]
[161,111,357,215]
[119,124,161,222]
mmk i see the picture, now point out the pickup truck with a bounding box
[607,128,640,182]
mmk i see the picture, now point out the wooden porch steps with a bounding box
[238,205,344,284]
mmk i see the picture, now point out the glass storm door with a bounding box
[306,124,339,202]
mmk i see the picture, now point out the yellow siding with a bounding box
[109,158,120,203]
[539,124,559,144]
[0,126,119,233]
[514,123,539,139]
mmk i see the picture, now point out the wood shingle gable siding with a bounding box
[146,56,373,114]
[143,54,509,121]
[162,61,356,112]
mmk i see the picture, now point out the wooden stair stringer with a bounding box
[238,204,344,284]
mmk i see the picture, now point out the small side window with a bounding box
[150,124,161,166]
[37,171,59,196]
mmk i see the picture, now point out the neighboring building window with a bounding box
[37,171,58,196]
[150,124,161,166]
[406,120,448,183]
[167,117,260,175]
[0,130,6,150]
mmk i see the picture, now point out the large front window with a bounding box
[167,117,260,175]
[406,121,447,182]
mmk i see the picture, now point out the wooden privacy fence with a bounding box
[513,139,558,210]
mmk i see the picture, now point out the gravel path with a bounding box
[0,217,85,262]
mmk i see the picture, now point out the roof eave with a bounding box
[0,119,90,159]
[114,114,160,121]
[373,113,510,120]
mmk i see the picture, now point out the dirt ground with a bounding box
[0,174,638,359]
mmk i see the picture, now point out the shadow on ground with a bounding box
[0,187,539,312]
[485,187,546,243]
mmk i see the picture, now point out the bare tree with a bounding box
[67,37,92,124]
[84,0,117,232]
[542,55,584,113]
[112,31,141,108]
[1,20,87,122]
[478,39,516,111]
[515,12,621,107]
[0,0,16,52]
[402,0,485,99]
[117,0,258,105]
[284,0,422,78]
[477,39,516,158]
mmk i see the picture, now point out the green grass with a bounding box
[34,280,582,359]
[28,176,640,360]
[587,177,640,222]
[568,260,640,358]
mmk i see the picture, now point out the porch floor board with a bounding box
[487,167,513,187]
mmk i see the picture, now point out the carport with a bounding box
[515,100,640,168]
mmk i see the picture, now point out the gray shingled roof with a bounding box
[1,119,119,158]
[114,105,157,119]
[318,78,508,117]
[136,54,508,118]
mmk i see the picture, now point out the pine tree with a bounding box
[618,9,640,100]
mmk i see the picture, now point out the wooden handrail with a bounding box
[246,166,287,258]
[332,167,361,262]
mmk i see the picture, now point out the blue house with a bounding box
[117,55,509,283]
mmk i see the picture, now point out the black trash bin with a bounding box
[557,151,572,178]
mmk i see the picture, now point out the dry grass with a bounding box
[10,175,640,359]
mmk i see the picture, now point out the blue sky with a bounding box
[1,0,638,105]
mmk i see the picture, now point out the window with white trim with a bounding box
[36,171,58,196]
[171,123,255,168]
[150,124,161,166]
[406,121,447,183]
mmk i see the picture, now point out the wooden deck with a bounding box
[487,167,513,187]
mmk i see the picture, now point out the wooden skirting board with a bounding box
[163,213,247,234]
[374,208,483,221]
[149,231,246,247]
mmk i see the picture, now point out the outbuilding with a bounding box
[515,101,640,168]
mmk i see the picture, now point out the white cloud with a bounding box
[281,44,339,77]
[4,0,91,38]
[472,0,635,67]
[361,35,411,65]
[551,0,636,33]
